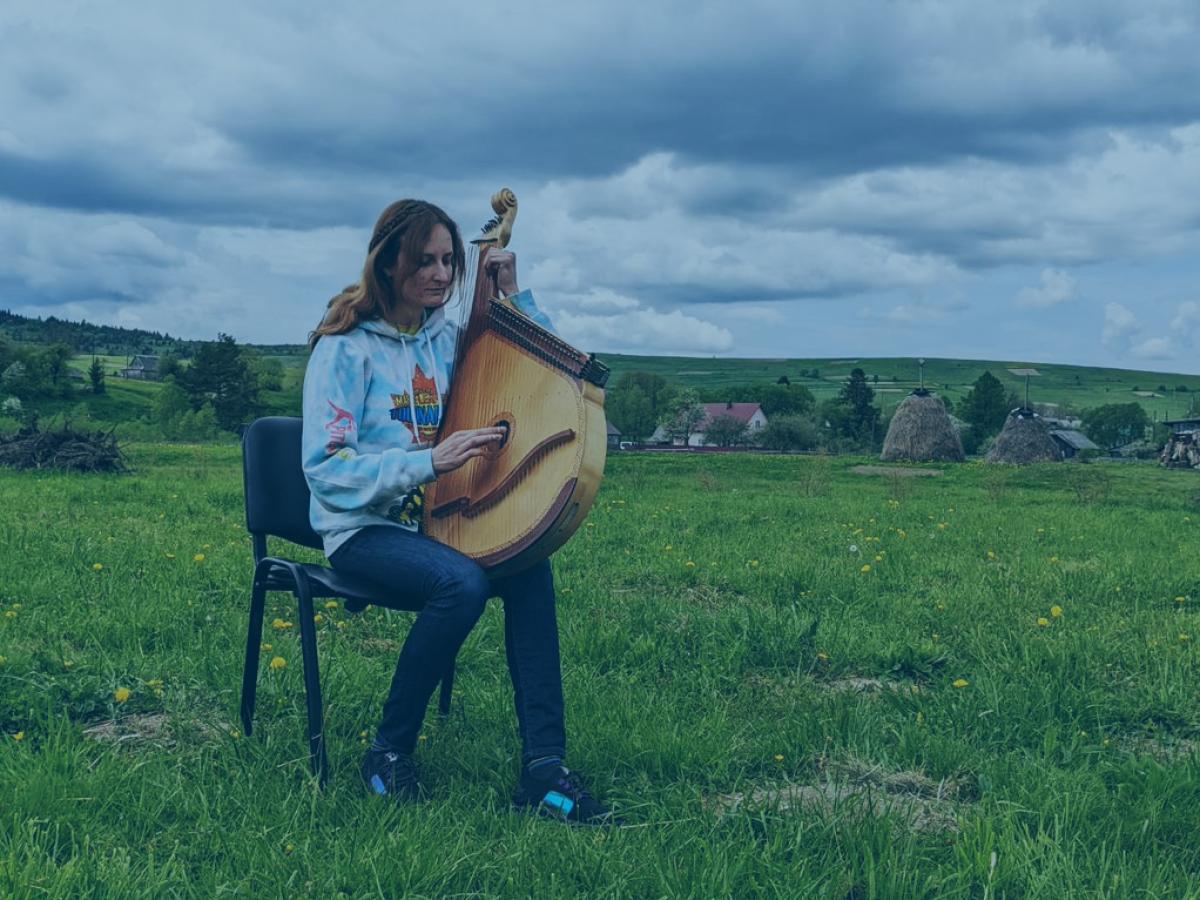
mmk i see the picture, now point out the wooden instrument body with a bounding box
[423,301,608,578]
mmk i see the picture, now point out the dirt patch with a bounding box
[821,677,922,696]
[83,712,232,749]
[1116,734,1198,763]
[709,756,966,834]
[851,465,943,478]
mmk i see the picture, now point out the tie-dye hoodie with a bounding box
[301,290,551,557]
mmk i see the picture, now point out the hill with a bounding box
[0,309,307,358]
[593,353,1200,421]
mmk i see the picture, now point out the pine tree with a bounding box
[178,334,261,432]
[89,357,105,395]
[958,371,1009,436]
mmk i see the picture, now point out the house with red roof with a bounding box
[650,401,768,447]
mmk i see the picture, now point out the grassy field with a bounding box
[1,448,1199,896]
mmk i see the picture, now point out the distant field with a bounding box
[594,353,1200,420]
[1,449,1198,894]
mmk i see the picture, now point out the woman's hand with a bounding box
[483,247,519,297]
[432,426,506,474]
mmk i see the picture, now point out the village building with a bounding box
[606,420,622,450]
[650,402,768,447]
[120,355,161,381]
[1048,428,1099,459]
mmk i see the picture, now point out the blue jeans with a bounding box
[328,525,566,763]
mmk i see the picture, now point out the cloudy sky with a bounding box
[3,1,1200,372]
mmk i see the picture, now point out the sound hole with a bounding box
[495,419,511,450]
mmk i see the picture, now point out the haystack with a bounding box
[881,390,965,462]
[985,408,1061,464]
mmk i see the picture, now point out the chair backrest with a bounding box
[242,417,324,553]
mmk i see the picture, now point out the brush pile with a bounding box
[0,423,125,473]
[1161,431,1200,469]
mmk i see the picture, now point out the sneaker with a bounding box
[513,763,619,826]
[361,749,426,802]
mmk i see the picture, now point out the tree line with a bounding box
[606,368,1167,454]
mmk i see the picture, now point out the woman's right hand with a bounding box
[432,426,506,474]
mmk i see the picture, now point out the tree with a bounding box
[703,414,749,447]
[659,388,706,444]
[756,414,819,452]
[89,356,105,394]
[606,382,656,441]
[776,375,790,385]
[830,368,880,445]
[615,372,674,421]
[178,333,261,431]
[958,371,1009,437]
[1082,403,1150,449]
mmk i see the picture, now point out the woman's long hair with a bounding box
[309,199,466,349]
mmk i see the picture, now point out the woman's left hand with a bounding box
[483,248,519,297]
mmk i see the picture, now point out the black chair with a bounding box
[240,416,455,786]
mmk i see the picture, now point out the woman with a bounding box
[302,199,614,825]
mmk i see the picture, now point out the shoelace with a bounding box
[384,753,419,788]
[555,770,590,799]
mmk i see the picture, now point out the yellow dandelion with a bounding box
[283,843,295,855]
[193,554,205,562]
[92,563,104,572]
[915,711,925,725]
[874,555,883,562]
[4,610,16,619]
[816,651,829,662]
[931,633,940,642]
[1050,605,1063,619]
[664,544,672,551]
[1037,617,1050,627]
[271,618,293,630]
[0,655,6,666]
[750,560,760,567]
[114,687,131,703]
[418,734,427,743]
[260,642,273,652]
[937,522,947,531]
[685,560,695,567]
[313,613,324,624]
[773,754,784,762]
[325,601,339,610]
[1048,556,1059,563]
[11,604,20,610]
[1180,633,1191,644]
[935,603,946,612]
[860,564,871,573]
[952,678,969,689]
[62,660,73,670]
[336,621,347,630]
[13,731,24,742]
[230,728,241,739]
[360,730,369,739]
[164,553,176,559]
[986,550,996,560]
[269,656,287,670]
[1175,596,1187,605]
[897,529,907,539]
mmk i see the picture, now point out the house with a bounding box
[651,402,769,447]
[1048,429,1099,459]
[1164,417,1200,436]
[606,420,622,450]
[120,355,161,381]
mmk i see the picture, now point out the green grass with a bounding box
[1,449,1199,895]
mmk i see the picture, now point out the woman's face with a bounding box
[393,223,455,315]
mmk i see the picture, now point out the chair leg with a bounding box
[239,572,269,737]
[295,577,329,787]
[438,660,455,717]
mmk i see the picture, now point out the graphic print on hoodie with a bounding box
[390,364,442,444]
